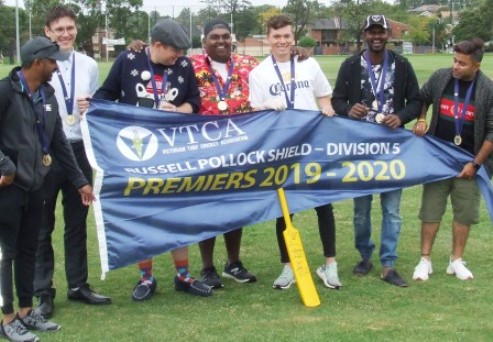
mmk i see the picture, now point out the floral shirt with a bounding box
[190,53,258,115]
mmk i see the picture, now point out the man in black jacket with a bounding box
[0,36,94,342]
[331,15,421,287]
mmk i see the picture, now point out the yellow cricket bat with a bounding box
[277,188,320,308]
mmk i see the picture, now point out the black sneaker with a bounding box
[353,259,373,276]
[381,269,408,287]
[222,261,257,283]
[174,277,213,297]
[131,278,157,301]
[18,310,60,331]
[0,318,40,342]
[200,267,224,289]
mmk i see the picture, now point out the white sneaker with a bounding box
[412,257,433,281]
[317,262,342,289]
[272,265,295,290]
[446,258,473,280]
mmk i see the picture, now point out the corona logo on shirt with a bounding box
[116,126,159,161]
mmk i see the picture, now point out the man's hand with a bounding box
[78,185,96,206]
[348,103,369,119]
[381,114,402,129]
[412,120,428,137]
[127,39,146,52]
[0,173,15,188]
[321,104,335,117]
[261,98,287,111]
[290,46,309,62]
[77,97,91,114]
[457,163,477,180]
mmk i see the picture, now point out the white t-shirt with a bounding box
[50,50,99,141]
[248,56,332,111]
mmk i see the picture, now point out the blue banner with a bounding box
[81,99,493,274]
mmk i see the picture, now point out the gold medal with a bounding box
[372,100,378,110]
[454,135,462,146]
[66,114,77,126]
[217,100,228,111]
[375,113,385,123]
[42,154,52,166]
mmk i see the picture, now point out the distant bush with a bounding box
[298,36,317,48]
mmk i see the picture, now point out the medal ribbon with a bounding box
[145,47,168,107]
[18,71,50,156]
[207,56,235,102]
[453,77,476,140]
[271,55,295,109]
[364,50,388,113]
[56,52,75,115]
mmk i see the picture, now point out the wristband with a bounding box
[471,161,481,171]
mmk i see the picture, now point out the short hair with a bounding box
[265,14,293,35]
[45,4,77,28]
[453,38,484,63]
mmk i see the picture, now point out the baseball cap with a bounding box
[151,19,191,50]
[203,19,231,37]
[363,14,389,31]
[20,36,70,64]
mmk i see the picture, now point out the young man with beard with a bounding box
[0,36,95,342]
[34,5,111,319]
[249,14,342,291]
[79,19,212,301]
[331,14,421,287]
[189,19,258,289]
[412,38,493,281]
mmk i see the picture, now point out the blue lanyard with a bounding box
[56,53,75,114]
[145,47,168,107]
[17,70,50,155]
[207,56,235,101]
[454,77,476,137]
[271,55,295,109]
[364,50,388,113]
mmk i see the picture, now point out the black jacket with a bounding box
[0,67,87,191]
[331,50,421,126]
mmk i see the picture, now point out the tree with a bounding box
[452,8,490,42]
[0,5,27,63]
[283,0,318,45]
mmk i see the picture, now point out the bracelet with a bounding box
[417,119,427,124]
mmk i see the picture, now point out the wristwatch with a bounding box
[471,160,482,171]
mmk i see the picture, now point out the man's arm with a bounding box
[330,59,353,117]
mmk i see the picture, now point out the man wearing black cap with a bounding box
[0,36,95,341]
[331,14,421,287]
[189,19,258,289]
[80,19,211,301]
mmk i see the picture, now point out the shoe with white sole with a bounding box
[412,257,433,281]
[446,257,473,280]
[272,265,295,290]
[317,262,342,289]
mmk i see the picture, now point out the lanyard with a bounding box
[364,50,388,113]
[454,77,476,138]
[145,47,168,107]
[207,56,234,101]
[56,52,76,114]
[17,71,50,155]
[271,55,295,109]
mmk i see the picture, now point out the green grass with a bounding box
[1,54,493,341]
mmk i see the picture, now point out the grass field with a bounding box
[1,54,493,341]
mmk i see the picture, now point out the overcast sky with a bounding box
[3,0,305,17]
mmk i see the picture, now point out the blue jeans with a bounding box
[353,189,402,268]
